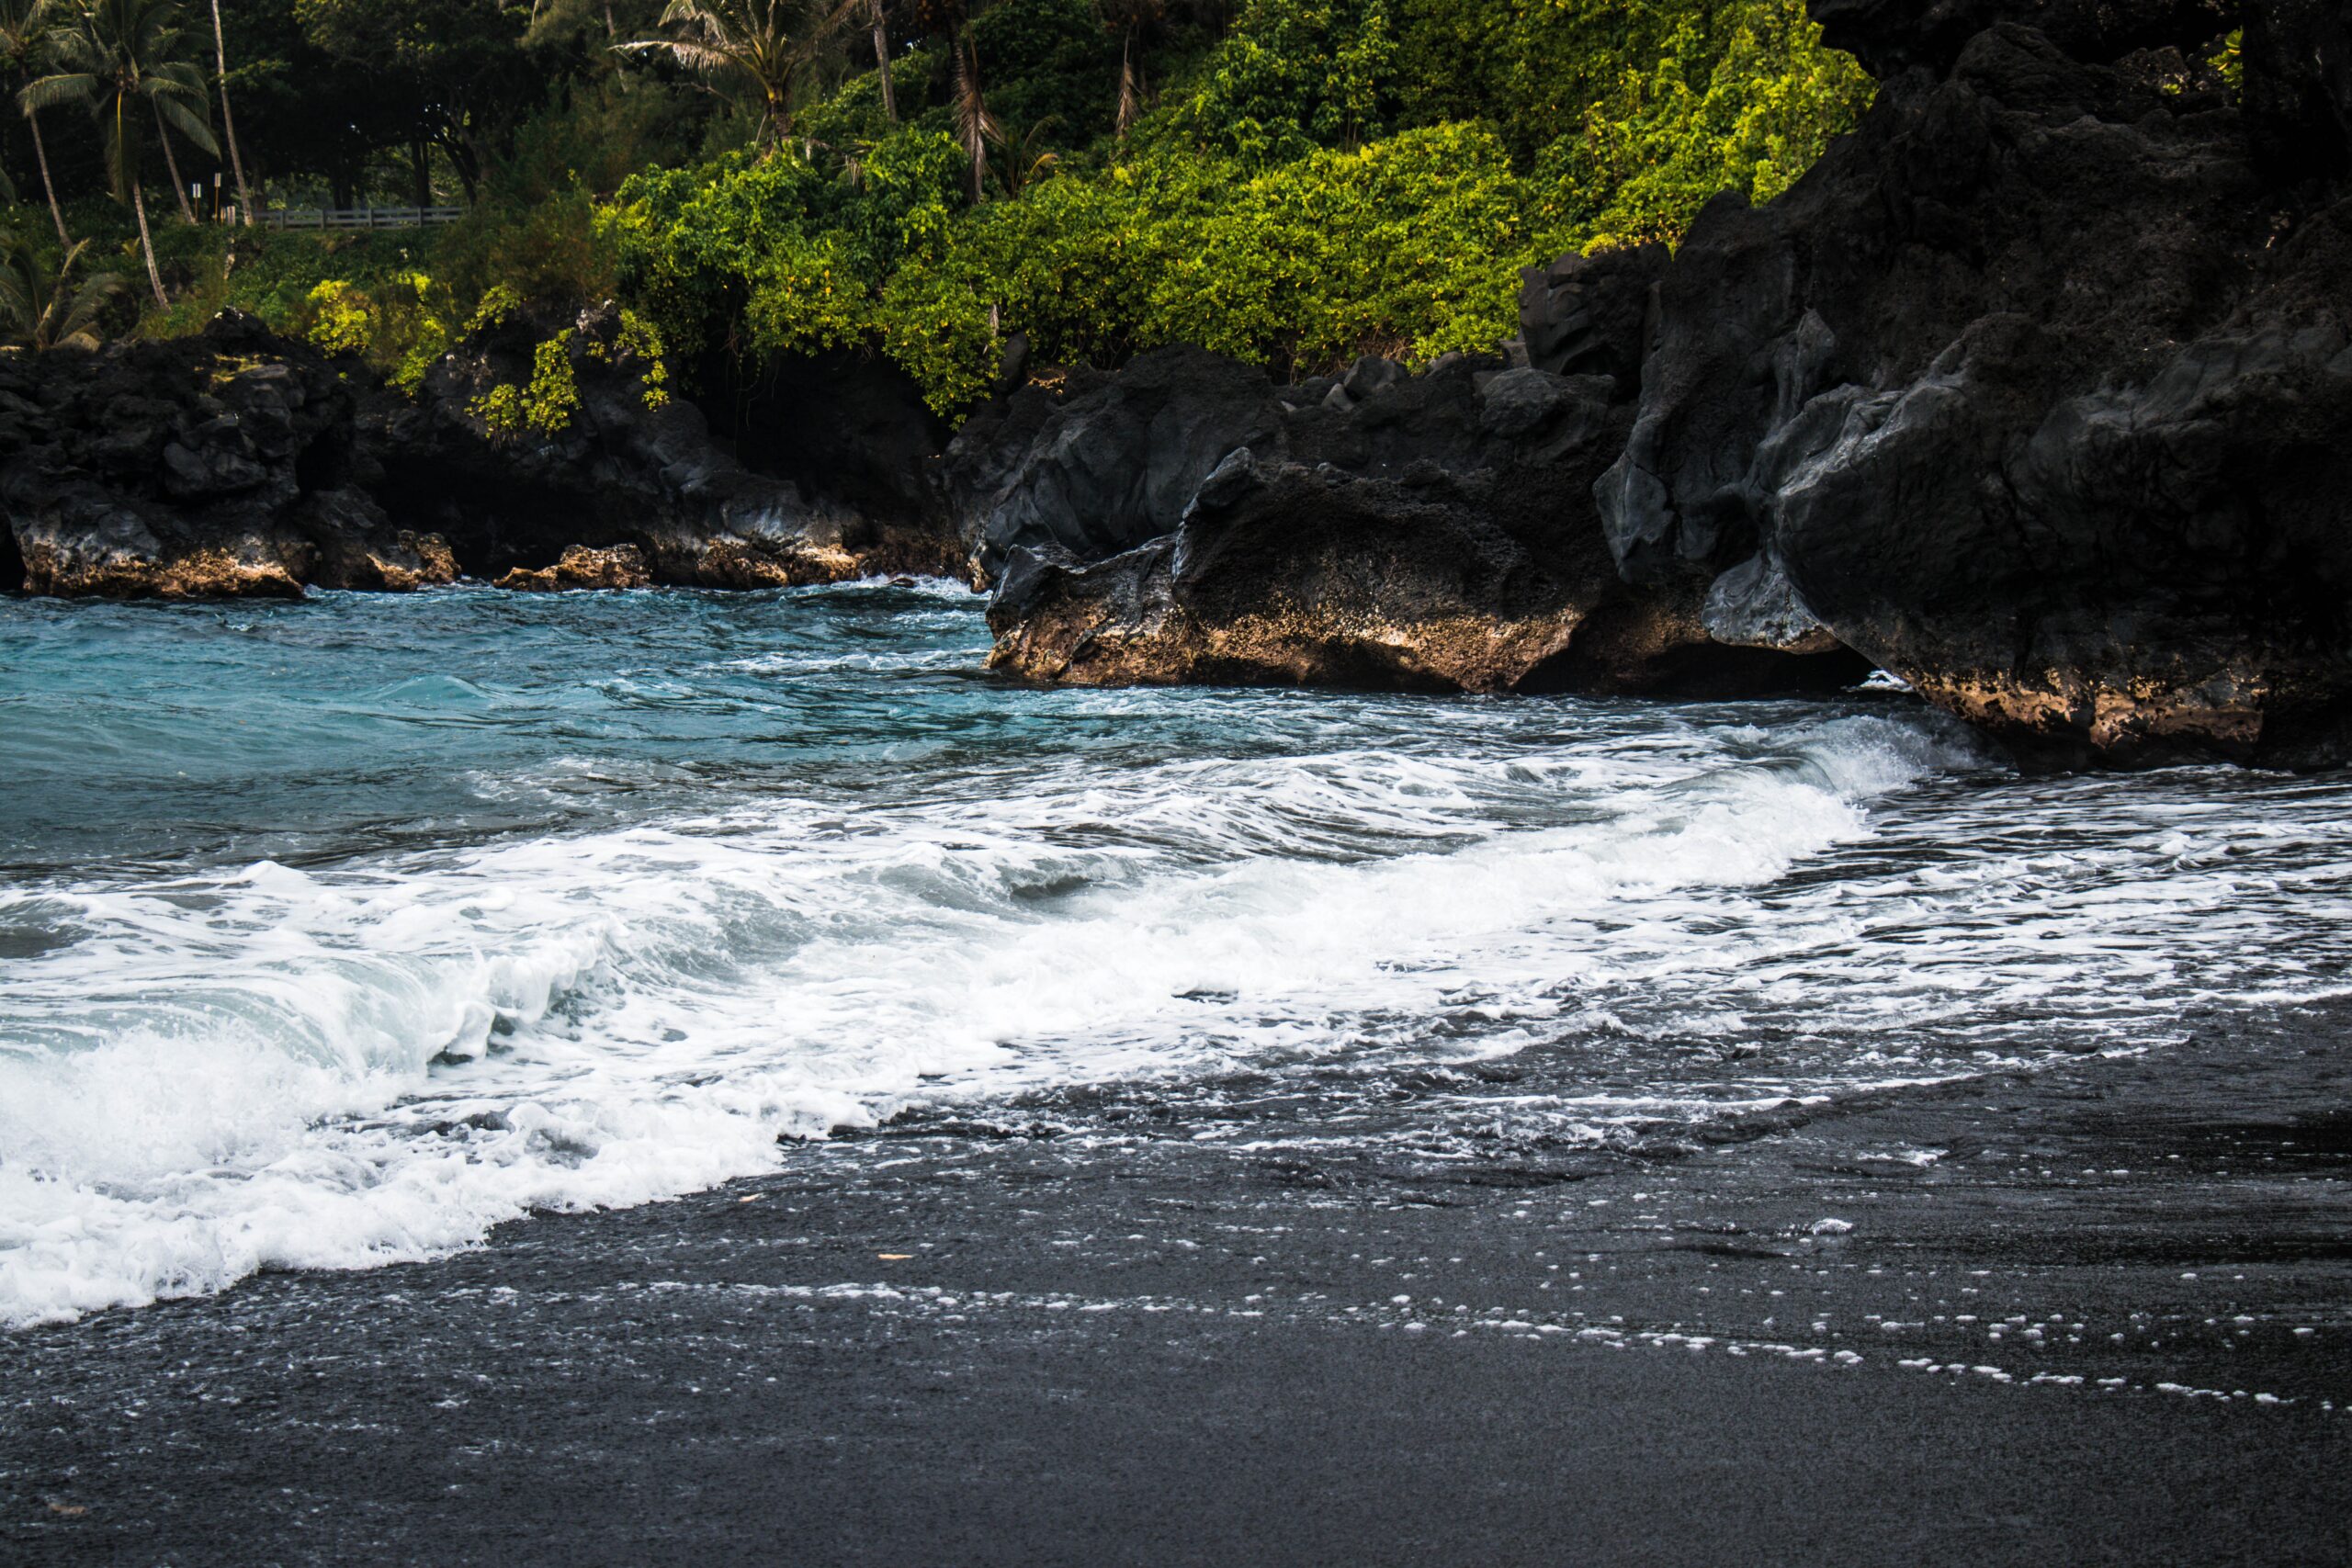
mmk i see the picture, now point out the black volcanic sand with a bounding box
[5,1004,2350,1566]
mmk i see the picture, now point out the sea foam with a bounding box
[6,588,2351,1328]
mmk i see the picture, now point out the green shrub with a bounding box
[472,329,582,437]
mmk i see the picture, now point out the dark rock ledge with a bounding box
[0,305,959,601]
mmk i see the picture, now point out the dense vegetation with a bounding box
[0,0,1880,414]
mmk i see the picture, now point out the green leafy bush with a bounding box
[472,329,582,437]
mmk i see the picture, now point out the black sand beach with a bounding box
[6,1000,2349,1566]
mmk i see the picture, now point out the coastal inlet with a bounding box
[6,581,2352,1328]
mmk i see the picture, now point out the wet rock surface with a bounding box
[492,542,654,592]
[0,309,959,599]
[957,341,1863,694]
[1601,0,2352,763]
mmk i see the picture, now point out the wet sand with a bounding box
[5,1003,2349,1565]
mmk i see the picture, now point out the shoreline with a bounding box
[6,1001,2348,1564]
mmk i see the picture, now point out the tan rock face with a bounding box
[496,544,654,592]
[688,538,865,590]
[19,539,305,600]
[1901,666,2272,761]
[326,531,461,593]
[991,595,1585,693]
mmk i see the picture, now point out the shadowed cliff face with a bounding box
[1601,0,2352,764]
[0,308,960,600]
[952,337,1868,698]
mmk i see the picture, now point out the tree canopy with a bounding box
[0,0,1878,408]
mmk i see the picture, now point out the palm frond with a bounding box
[17,69,94,112]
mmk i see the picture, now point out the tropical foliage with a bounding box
[601,0,1873,410]
[0,229,119,345]
[0,0,1872,403]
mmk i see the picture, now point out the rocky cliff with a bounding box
[5,0,2346,769]
[0,305,957,600]
[0,311,452,598]
[1600,0,2352,764]
[949,334,1863,695]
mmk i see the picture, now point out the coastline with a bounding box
[6,999,2347,1565]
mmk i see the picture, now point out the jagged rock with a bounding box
[0,306,963,600]
[943,347,1281,584]
[1702,552,1841,656]
[367,304,957,588]
[494,543,652,592]
[965,346,1865,694]
[1808,0,2230,79]
[0,312,455,598]
[1519,243,1667,382]
[1597,0,2352,763]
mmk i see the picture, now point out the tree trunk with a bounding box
[209,0,255,225]
[154,101,197,223]
[28,111,69,247]
[872,0,896,122]
[132,180,165,307]
[412,137,431,209]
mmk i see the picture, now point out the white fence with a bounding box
[256,206,464,231]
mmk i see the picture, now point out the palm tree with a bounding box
[864,0,892,122]
[619,0,855,152]
[0,1,71,246]
[23,0,219,308]
[1096,0,1157,140]
[950,28,992,201]
[0,232,124,349]
[989,115,1057,198]
[153,94,195,220]
[206,0,251,224]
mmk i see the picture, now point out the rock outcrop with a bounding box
[493,543,654,592]
[0,312,456,598]
[1599,0,2352,763]
[956,340,1865,694]
[8,0,2349,772]
[0,307,960,598]
[956,0,2352,762]
[364,305,957,588]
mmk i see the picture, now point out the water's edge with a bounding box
[6,582,2352,1328]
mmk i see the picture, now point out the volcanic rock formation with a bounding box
[363,304,956,588]
[0,311,453,598]
[0,306,958,598]
[1598,0,2352,763]
[953,340,1866,694]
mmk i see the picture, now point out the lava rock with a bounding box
[0,307,964,600]
[943,346,1282,584]
[1596,0,2352,763]
[0,311,454,598]
[365,303,955,588]
[966,346,1866,694]
[494,543,653,592]
[1519,243,1667,383]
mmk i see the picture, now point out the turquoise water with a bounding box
[6,581,2352,1327]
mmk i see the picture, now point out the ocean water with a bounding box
[5,581,2352,1329]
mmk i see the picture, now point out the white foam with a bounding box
[5,703,2348,1327]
